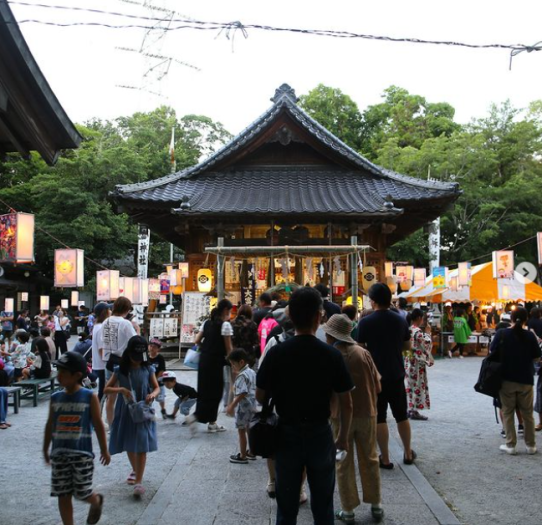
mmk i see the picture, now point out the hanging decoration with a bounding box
[413,268,426,288]
[432,267,447,290]
[386,276,397,294]
[133,278,149,305]
[538,233,542,266]
[178,262,190,279]
[319,261,325,279]
[54,249,84,288]
[384,261,394,278]
[78,301,85,307]
[230,257,236,278]
[148,279,161,300]
[159,295,167,305]
[159,273,170,295]
[40,296,50,310]
[71,290,79,306]
[279,257,289,279]
[122,277,135,302]
[197,268,213,292]
[358,253,363,273]
[21,292,28,302]
[492,251,514,279]
[362,266,376,292]
[4,298,14,312]
[96,270,120,302]
[0,212,35,263]
[306,257,314,281]
[501,283,511,300]
[333,256,342,276]
[61,299,69,309]
[458,262,472,287]
[169,269,183,286]
[449,276,458,292]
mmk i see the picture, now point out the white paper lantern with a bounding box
[458,262,471,287]
[61,299,69,309]
[133,278,149,305]
[178,262,190,278]
[169,269,183,286]
[21,292,28,302]
[148,278,160,300]
[449,276,458,292]
[4,298,14,312]
[70,290,79,306]
[78,301,85,307]
[538,232,542,266]
[96,270,120,301]
[54,249,84,288]
[122,277,134,302]
[0,212,35,263]
[159,295,167,305]
[413,268,426,288]
[502,283,511,300]
[40,296,50,310]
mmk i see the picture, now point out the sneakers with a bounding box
[161,409,167,420]
[335,510,355,524]
[499,444,517,455]
[447,350,453,359]
[207,423,226,433]
[371,505,385,523]
[518,424,524,435]
[526,446,537,455]
[185,414,198,435]
[229,453,248,464]
[500,429,506,438]
[458,355,464,359]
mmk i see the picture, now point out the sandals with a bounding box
[404,450,417,465]
[378,455,394,470]
[535,424,542,432]
[86,494,104,525]
[335,510,355,524]
[127,472,136,485]
[133,484,145,498]
[0,423,9,430]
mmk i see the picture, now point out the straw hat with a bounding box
[322,314,356,345]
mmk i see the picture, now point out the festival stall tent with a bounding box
[407,262,542,302]
[112,84,460,302]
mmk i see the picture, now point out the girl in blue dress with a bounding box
[104,336,160,498]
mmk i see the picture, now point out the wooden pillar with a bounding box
[350,236,359,311]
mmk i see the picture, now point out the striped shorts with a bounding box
[51,453,94,500]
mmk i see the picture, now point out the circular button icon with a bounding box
[516,262,537,284]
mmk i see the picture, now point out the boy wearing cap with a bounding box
[324,314,384,523]
[43,351,110,525]
[148,339,168,419]
[161,371,198,421]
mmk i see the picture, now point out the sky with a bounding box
[9,0,542,135]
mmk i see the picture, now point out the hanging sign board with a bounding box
[163,317,178,338]
[432,267,447,290]
[149,318,164,338]
[492,251,514,279]
[181,292,212,344]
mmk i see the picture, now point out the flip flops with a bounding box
[378,455,394,470]
[86,494,103,525]
[404,450,418,465]
[127,472,136,485]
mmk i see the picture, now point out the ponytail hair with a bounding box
[210,299,233,323]
[511,307,528,339]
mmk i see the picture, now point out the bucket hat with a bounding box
[322,314,356,345]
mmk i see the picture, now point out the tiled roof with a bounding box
[113,84,460,214]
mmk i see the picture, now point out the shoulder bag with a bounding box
[248,399,278,458]
[126,371,155,423]
[474,333,505,398]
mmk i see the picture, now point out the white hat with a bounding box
[161,371,177,380]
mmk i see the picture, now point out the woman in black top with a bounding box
[491,307,541,454]
[232,305,260,368]
[190,299,233,433]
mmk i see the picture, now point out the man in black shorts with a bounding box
[357,283,415,468]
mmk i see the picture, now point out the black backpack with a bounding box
[474,334,504,398]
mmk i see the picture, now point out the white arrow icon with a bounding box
[516,262,537,284]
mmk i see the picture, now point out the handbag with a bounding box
[184,346,200,369]
[248,399,278,458]
[474,333,504,398]
[126,372,155,423]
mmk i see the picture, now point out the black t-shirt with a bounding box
[149,354,166,375]
[253,307,273,327]
[16,316,26,330]
[356,309,410,382]
[528,318,542,339]
[256,334,353,424]
[491,328,541,385]
[173,382,198,399]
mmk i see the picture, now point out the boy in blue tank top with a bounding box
[43,352,110,525]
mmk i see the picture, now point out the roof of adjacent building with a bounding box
[113,83,460,219]
[0,0,81,164]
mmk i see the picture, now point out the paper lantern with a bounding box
[96,270,120,301]
[458,262,472,287]
[159,295,167,305]
[169,269,183,286]
[133,278,149,305]
[538,233,542,266]
[40,296,50,310]
[4,298,14,312]
[78,301,85,307]
[71,290,79,306]
[386,276,397,294]
[502,283,510,300]
[449,276,458,292]
[395,265,413,283]
[0,212,35,263]
[178,262,189,278]
[197,268,213,292]
[492,251,514,279]
[166,265,173,274]
[61,299,69,309]
[122,277,134,302]
[148,278,161,300]
[414,268,426,288]
[345,295,362,309]
[171,285,183,295]
[400,280,412,291]
[362,266,376,292]
[384,261,394,278]
[54,249,84,288]
[21,292,28,302]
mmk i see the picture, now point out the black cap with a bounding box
[126,335,149,362]
[94,302,112,317]
[53,351,88,376]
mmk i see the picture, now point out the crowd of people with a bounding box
[1,282,541,525]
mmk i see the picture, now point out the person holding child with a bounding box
[226,348,257,464]
[161,371,198,421]
[104,335,159,498]
[43,351,110,525]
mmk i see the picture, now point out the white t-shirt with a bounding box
[199,320,233,337]
[101,315,136,362]
[91,323,105,371]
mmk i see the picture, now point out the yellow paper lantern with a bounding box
[0,212,35,263]
[386,276,397,294]
[4,298,14,312]
[96,270,120,301]
[209,296,218,312]
[197,268,213,292]
[40,296,50,310]
[54,249,84,288]
[384,262,394,278]
[345,295,362,310]
[71,291,79,306]
[362,266,376,292]
[171,285,183,295]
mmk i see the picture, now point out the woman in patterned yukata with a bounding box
[405,309,434,421]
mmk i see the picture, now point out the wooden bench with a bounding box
[4,386,22,414]
[17,372,58,407]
